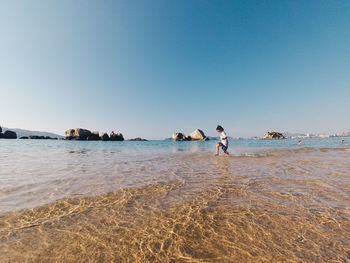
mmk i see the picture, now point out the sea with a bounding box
[0,138,349,262]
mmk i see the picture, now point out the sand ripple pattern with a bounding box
[1,147,350,262]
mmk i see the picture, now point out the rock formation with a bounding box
[129,137,148,141]
[172,132,191,141]
[65,129,74,138]
[65,128,92,140]
[101,133,109,141]
[87,131,100,141]
[263,131,286,139]
[172,129,209,141]
[189,129,209,141]
[64,129,124,141]
[0,126,17,139]
[3,130,17,139]
[20,135,58,140]
[110,131,124,141]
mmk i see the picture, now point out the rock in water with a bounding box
[29,136,45,139]
[172,132,191,141]
[65,128,91,140]
[172,129,209,141]
[0,126,2,133]
[110,131,124,141]
[101,133,110,141]
[263,131,285,139]
[129,137,148,141]
[65,129,74,136]
[189,129,208,141]
[20,136,58,140]
[65,129,75,140]
[172,132,184,141]
[74,128,91,140]
[3,130,17,139]
[87,131,100,141]
[64,129,123,141]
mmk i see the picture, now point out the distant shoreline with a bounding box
[1,126,349,141]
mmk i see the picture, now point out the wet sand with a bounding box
[1,148,350,262]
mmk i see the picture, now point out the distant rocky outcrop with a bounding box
[64,128,124,141]
[263,131,286,139]
[3,130,17,139]
[189,129,208,141]
[172,132,191,141]
[20,135,58,140]
[110,131,124,141]
[1,127,63,139]
[87,131,100,141]
[172,129,209,141]
[0,125,61,139]
[65,128,92,140]
[129,137,148,141]
[0,126,17,139]
[101,133,110,141]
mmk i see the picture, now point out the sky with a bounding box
[1,0,349,139]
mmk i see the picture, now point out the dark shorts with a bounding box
[218,142,228,152]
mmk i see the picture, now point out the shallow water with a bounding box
[0,139,350,262]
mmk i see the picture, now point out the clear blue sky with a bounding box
[1,0,349,139]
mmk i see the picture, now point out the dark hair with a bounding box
[216,125,224,131]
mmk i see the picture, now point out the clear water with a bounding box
[0,137,348,214]
[0,138,349,262]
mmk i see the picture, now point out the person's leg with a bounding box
[223,145,229,155]
[215,143,221,156]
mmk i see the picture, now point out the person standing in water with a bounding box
[215,125,229,156]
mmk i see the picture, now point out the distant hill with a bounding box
[2,127,63,139]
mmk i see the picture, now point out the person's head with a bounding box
[216,125,224,133]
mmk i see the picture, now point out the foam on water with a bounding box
[0,138,350,262]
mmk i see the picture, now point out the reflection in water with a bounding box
[1,147,350,262]
[215,156,230,177]
[171,142,203,153]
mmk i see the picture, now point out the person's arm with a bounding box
[222,137,227,140]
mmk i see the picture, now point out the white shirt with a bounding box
[220,131,228,146]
